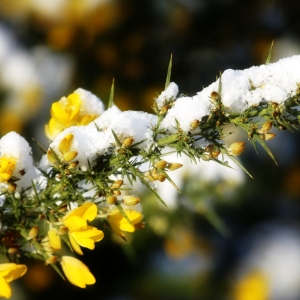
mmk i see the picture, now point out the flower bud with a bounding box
[149,169,159,180]
[123,195,140,206]
[144,171,156,181]
[229,142,245,156]
[278,124,286,130]
[106,195,117,205]
[58,134,74,154]
[134,222,146,230]
[110,180,123,189]
[167,163,183,171]
[112,190,121,196]
[260,121,272,133]
[160,105,169,115]
[63,151,78,162]
[157,174,166,182]
[27,226,39,240]
[210,149,220,158]
[7,182,17,193]
[39,214,46,220]
[58,204,68,213]
[68,161,79,169]
[210,91,219,101]
[204,144,214,153]
[47,150,56,164]
[58,226,68,235]
[263,133,276,140]
[154,160,168,170]
[122,137,134,148]
[7,247,18,254]
[190,120,200,130]
[46,255,58,265]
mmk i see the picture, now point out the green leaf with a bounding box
[32,138,47,154]
[139,177,168,208]
[229,154,253,179]
[50,264,65,281]
[116,203,132,225]
[157,133,181,146]
[253,134,278,165]
[265,40,274,64]
[164,172,181,192]
[49,147,61,165]
[165,54,172,90]
[108,78,115,108]
[220,148,253,178]
[111,130,122,147]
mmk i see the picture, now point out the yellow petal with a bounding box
[67,93,82,121]
[48,228,61,250]
[107,209,143,234]
[0,172,13,182]
[119,210,143,232]
[0,157,17,183]
[63,216,87,232]
[47,150,57,164]
[45,118,65,140]
[0,276,11,299]
[58,134,74,154]
[63,151,78,162]
[51,101,70,124]
[78,114,98,126]
[27,226,39,240]
[108,222,125,239]
[69,233,83,255]
[60,256,95,288]
[0,263,27,282]
[66,203,97,221]
[70,227,104,250]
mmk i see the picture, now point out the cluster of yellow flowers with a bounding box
[2,54,295,298]
[0,89,146,298]
[0,157,16,183]
[45,91,100,141]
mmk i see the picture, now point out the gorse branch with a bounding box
[1,55,300,297]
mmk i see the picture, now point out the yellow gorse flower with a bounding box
[0,263,27,299]
[45,92,99,140]
[0,156,17,183]
[69,226,104,255]
[60,256,95,288]
[63,202,97,231]
[63,203,104,255]
[47,133,78,164]
[48,228,61,251]
[107,208,143,239]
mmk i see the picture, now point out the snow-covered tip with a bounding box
[160,96,212,133]
[0,131,37,191]
[91,105,158,150]
[155,82,179,110]
[43,126,111,171]
[45,88,105,140]
[210,55,300,113]
[161,56,300,133]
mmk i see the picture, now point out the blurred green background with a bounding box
[1,0,300,299]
